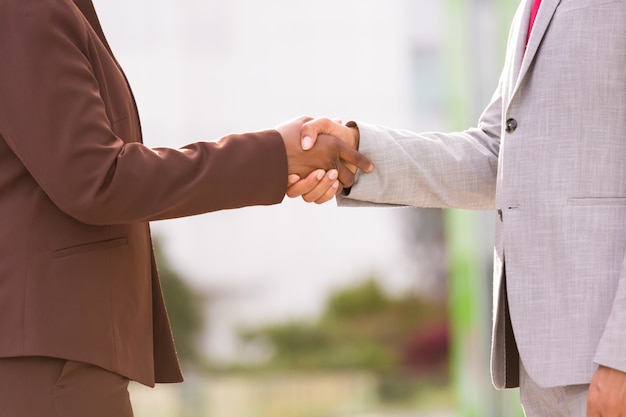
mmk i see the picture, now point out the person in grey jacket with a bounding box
[288,0,626,415]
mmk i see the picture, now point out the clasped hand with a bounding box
[277,116,370,204]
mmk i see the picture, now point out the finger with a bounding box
[301,117,348,151]
[338,142,374,173]
[312,181,340,204]
[307,181,340,205]
[302,170,340,203]
[288,174,300,186]
[585,399,600,417]
[585,388,599,417]
[286,169,325,198]
[336,163,356,189]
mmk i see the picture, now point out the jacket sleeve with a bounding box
[594,259,626,373]
[337,81,503,210]
[0,0,288,225]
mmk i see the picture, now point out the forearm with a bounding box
[338,122,499,210]
[68,130,288,225]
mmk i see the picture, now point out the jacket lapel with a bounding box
[511,0,561,97]
[72,0,145,143]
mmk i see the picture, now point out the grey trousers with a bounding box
[0,356,133,417]
[520,360,590,417]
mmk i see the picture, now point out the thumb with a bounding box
[301,117,344,151]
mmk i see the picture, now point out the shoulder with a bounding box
[0,0,87,37]
[0,0,77,15]
[0,0,90,59]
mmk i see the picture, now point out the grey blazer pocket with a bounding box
[556,0,621,15]
[52,237,128,259]
[567,197,626,206]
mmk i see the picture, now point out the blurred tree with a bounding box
[241,279,449,381]
[153,239,205,368]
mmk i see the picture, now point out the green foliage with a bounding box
[325,280,390,318]
[153,239,205,367]
[241,279,449,382]
[261,322,329,352]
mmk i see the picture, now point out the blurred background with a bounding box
[95,0,523,416]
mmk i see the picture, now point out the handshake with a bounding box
[276,116,374,204]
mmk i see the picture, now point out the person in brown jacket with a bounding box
[0,1,373,415]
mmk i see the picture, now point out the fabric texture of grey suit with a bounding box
[339,0,626,389]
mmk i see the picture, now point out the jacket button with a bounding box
[505,118,518,133]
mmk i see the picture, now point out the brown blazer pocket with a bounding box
[567,197,626,206]
[52,237,128,259]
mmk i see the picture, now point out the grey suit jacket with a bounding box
[339,0,626,389]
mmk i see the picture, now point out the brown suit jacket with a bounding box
[0,0,288,386]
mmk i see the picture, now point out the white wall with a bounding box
[94,0,445,362]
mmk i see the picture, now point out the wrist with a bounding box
[345,121,360,150]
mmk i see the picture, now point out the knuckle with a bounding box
[287,189,301,198]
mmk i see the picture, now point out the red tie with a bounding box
[527,0,543,42]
